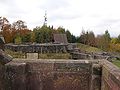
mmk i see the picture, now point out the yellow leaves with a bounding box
[109,43,120,52]
[14,36,22,44]
[111,38,119,44]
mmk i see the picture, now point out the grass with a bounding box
[77,43,103,53]
[39,53,71,59]
[112,60,120,68]
[5,49,71,59]
[77,43,120,68]
[5,49,26,58]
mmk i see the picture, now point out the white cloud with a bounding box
[0,0,120,37]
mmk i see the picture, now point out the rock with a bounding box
[0,49,13,65]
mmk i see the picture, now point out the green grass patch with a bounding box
[5,49,71,59]
[39,53,71,59]
[5,49,26,58]
[112,60,120,68]
[77,43,103,53]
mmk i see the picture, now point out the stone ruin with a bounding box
[0,49,12,64]
[1,34,120,90]
[0,35,5,50]
[0,35,12,65]
[5,33,111,60]
[5,43,115,60]
[70,52,110,60]
[4,34,74,54]
[0,59,120,90]
[5,43,70,53]
[5,34,68,52]
[4,33,115,60]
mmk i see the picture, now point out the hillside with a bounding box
[77,43,103,53]
[77,43,120,68]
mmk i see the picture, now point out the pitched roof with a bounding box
[54,34,68,44]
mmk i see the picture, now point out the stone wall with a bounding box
[5,44,69,53]
[71,52,109,60]
[0,63,5,90]
[3,60,101,90]
[101,60,120,90]
[1,59,120,90]
[26,53,38,59]
[90,64,102,90]
[5,62,26,90]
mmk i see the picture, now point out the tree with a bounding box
[103,30,111,50]
[12,20,27,30]
[57,27,65,34]
[87,31,96,46]
[0,17,10,30]
[0,17,12,43]
[14,35,22,44]
[96,35,105,49]
[34,25,53,43]
[79,30,96,46]
[109,43,120,52]
[22,33,31,43]
[41,25,52,43]
[31,32,35,43]
[79,30,86,44]
[111,38,119,44]
[65,30,72,43]
[104,30,111,42]
[118,34,120,42]
[12,20,31,43]
[96,30,111,51]
[71,35,77,43]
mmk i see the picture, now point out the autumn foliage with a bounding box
[0,17,31,43]
[1,17,120,53]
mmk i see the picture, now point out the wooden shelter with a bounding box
[53,34,68,44]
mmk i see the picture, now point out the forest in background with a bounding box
[1,17,120,53]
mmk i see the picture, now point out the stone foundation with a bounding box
[0,59,120,90]
[5,44,73,53]
[101,60,120,90]
[71,52,109,60]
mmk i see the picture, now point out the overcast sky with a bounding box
[0,0,120,37]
